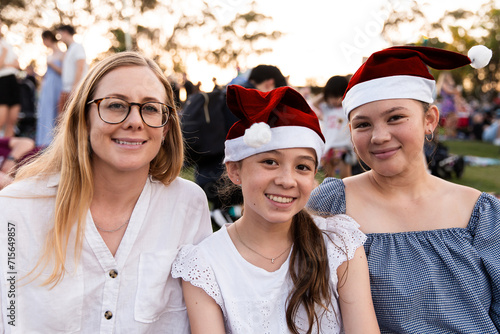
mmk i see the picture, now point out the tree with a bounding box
[0,0,281,74]
[381,0,499,98]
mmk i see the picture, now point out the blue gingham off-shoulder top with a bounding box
[307,177,500,334]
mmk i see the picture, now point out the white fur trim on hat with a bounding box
[243,122,272,148]
[468,45,493,69]
[224,126,325,163]
[342,75,435,117]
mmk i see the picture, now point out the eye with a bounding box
[261,159,277,166]
[142,103,162,114]
[352,121,370,129]
[297,164,313,171]
[106,100,128,111]
[388,115,405,122]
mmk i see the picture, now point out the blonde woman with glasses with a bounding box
[0,52,211,333]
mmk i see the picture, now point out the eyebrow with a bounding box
[351,106,407,120]
[105,93,165,102]
[264,150,317,163]
[298,155,317,164]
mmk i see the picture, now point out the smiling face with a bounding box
[87,65,168,177]
[227,148,317,226]
[349,99,438,177]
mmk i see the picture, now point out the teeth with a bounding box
[115,140,143,145]
[267,195,293,203]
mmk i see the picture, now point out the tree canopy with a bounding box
[382,0,499,98]
[0,0,281,74]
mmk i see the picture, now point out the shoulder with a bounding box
[307,177,346,215]
[68,43,85,57]
[314,214,366,259]
[435,178,482,219]
[438,177,481,200]
[149,177,210,216]
[154,176,206,197]
[470,192,500,231]
[1,174,57,198]
[172,228,227,279]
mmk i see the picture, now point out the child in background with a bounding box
[313,76,354,178]
[173,85,379,334]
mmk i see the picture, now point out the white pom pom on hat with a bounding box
[468,45,493,69]
[342,45,493,117]
[243,122,272,148]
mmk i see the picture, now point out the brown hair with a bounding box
[286,209,333,334]
[15,51,183,286]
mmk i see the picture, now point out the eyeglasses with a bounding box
[87,97,173,128]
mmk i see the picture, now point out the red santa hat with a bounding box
[224,85,325,163]
[342,45,493,117]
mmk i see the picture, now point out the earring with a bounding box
[425,131,434,142]
[236,178,240,183]
[161,137,165,145]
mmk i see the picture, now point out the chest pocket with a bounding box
[134,249,186,323]
[16,266,83,333]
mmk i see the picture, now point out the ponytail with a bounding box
[286,209,333,334]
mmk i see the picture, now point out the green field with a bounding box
[441,140,500,193]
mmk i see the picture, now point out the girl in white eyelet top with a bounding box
[172,85,379,334]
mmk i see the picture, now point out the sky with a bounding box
[7,0,499,90]
[238,0,498,88]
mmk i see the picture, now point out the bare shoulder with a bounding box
[436,176,481,204]
[342,173,371,191]
[431,177,482,228]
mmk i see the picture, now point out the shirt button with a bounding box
[104,311,113,320]
[109,269,118,278]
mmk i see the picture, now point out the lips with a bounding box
[371,147,399,159]
[266,194,294,203]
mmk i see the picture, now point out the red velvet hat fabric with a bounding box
[342,46,478,117]
[346,46,472,90]
[226,85,325,142]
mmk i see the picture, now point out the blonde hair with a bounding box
[15,51,184,286]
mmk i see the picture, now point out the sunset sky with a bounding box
[6,0,499,90]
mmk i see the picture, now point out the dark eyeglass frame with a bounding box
[87,97,173,128]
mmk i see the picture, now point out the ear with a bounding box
[225,161,241,185]
[425,105,440,133]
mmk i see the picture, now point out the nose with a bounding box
[123,105,144,129]
[371,123,391,144]
[275,167,297,189]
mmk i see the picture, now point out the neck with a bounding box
[91,167,148,208]
[236,214,293,246]
[367,165,433,198]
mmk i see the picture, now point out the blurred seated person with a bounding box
[482,112,500,146]
[0,136,38,189]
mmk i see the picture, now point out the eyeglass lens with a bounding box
[98,98,168,127]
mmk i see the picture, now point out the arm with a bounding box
[1,137,35,174]
[337,246,380,334]
[71,59,86,91]
[182,280,225,334]
[6,58,19,70]
[47,60,62,75]
[0,171,13,190]
[0,46,7,68]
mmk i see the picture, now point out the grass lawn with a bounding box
[442,140,500,193]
